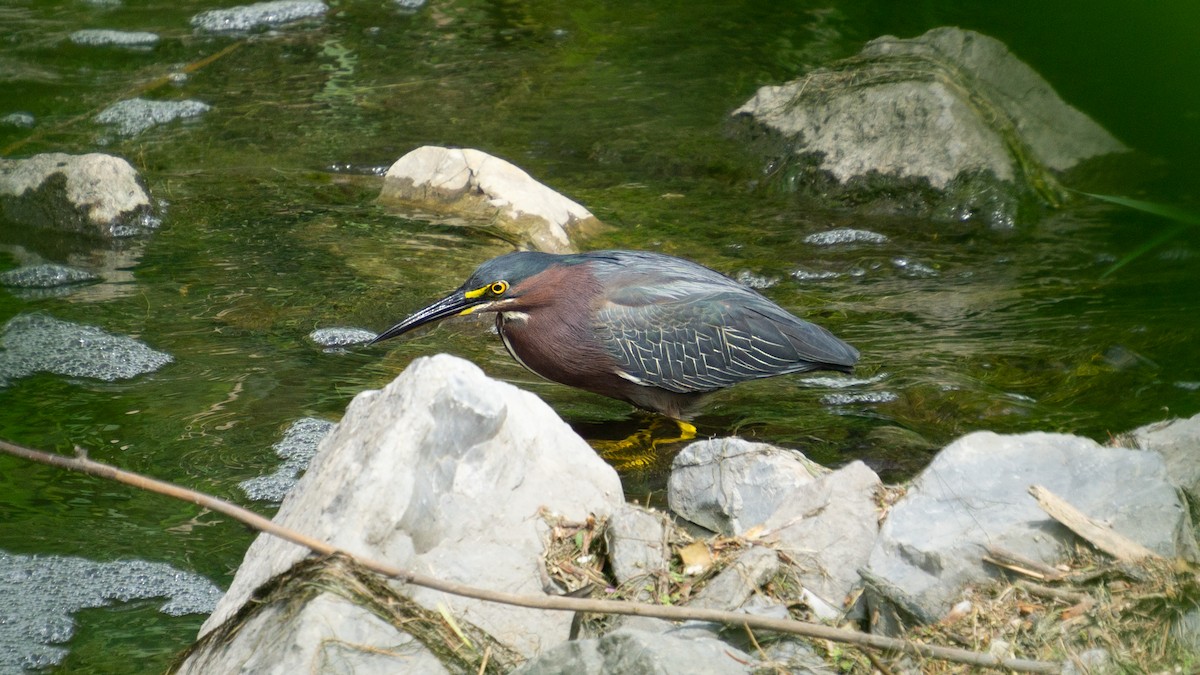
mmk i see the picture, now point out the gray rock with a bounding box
[668,438,829,536]
[0,313,173,386]
[95,98,210,137]
[0,153,153,236]
[378,146,603,253]
[180,575,451,675]
[605,504,670,601]
[69,29,160,47]
[191,0,328,33]
[762,460,881,609]
[1129,413,1200,507]
[196,354,624,659]
[512,628,754,675]
[803,228,889,246]
[307,326,376,347]
[865,431,1196,621]
[688,546,780,611]
[734,27,1127,227]
[0,264,97,288]
[238,417,334,502]
[0,550,219,673]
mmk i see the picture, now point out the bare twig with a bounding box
[0,439,1061,673]
[984,545,1067,582]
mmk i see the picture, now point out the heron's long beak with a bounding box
[370,291,488,344]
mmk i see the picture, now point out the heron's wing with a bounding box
[594,285,858,395]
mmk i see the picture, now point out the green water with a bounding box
[1,0,1198,671]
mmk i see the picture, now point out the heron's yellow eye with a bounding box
[490,281,508,295]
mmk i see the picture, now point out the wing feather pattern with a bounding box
[587,251,858,395]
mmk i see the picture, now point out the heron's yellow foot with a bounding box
[593,418,697,473]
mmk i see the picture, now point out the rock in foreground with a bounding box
[183,354,623,672]
[865,431,1196,624]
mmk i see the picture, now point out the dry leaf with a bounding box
[679,541,713,575]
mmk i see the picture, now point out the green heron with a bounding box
[371,250,858,421]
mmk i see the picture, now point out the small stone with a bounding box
[95,98,210,137]
[69,29,160,47]
[0,264,97,289]
[803,228,889,246]
[308,327,376,347]
[191,0,328,33]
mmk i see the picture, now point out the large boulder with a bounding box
[378,146,602,253]
[185,354,624,671]
[864,431,1196,623]
[0,153,154,237]
[733,27,1128,227]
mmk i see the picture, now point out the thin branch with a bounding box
[0,439,1061,673]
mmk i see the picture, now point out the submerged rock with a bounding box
[0,313,173,386]
[190,354,623,668]
[0,550,219,672]
[0,153,153,237]
[0,112,35,128]
[307,326,375,348]
[0,264,98,289]
[95,98,210,137]
[378,146,603,253]
[191,0,328,33]
[733,27,1127,227]
[238,417,335,502]
[69,29,160,47]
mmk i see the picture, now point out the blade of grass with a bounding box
[1075,191,1200,278]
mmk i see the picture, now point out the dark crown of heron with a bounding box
[459,251,586,298]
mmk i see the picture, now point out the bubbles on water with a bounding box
[0,551,221,672]
[239,417,335,502]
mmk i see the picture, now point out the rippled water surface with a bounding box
[2,0,1199,670]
